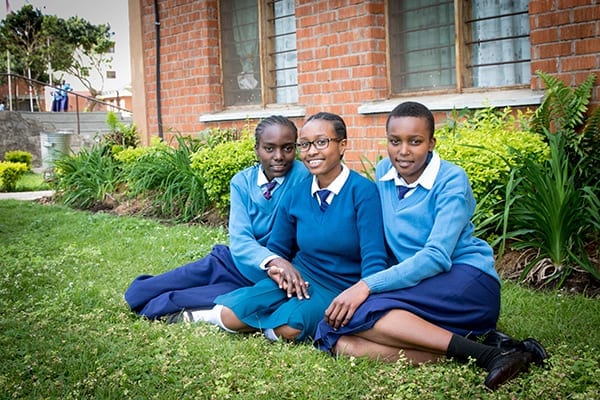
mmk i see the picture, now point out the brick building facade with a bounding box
[128,0,600,168]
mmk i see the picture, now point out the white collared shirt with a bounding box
[311,163,350,206]
[379,151,441,198]
[259,163,349,270]
[257,169,285,191]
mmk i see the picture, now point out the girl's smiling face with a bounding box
[255,124,297,181]
[386,116,436,184]
[298,118,346,188]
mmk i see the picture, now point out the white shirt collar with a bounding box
[311,163,350,197]
[257,168,285,187]
[379,151,440,190]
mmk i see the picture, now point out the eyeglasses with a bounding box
[296,137,343,152]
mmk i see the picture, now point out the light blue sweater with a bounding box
[362,156,499,293]
[228,160,310,283]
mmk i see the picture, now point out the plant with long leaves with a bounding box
[52,144,123,209]
[125,135,208,223]
[531,71,599,187]
[501,129,599,287]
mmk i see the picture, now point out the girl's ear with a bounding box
[338,138,347,159]
[429,136,437,151]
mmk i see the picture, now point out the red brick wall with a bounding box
[529,0,600,104]
[295,0,388,164]
[141,0,222,140]
[138,0,600,168]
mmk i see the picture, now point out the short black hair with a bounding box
[305,112,347,140]
[255,115,298,145]
[386,101,435,139]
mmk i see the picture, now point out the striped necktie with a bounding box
[317,189,331,211]
[263,181,277,200]
[397,185,411,199]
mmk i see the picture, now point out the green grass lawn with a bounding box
[14,172,52,192]
[0,200,598,399]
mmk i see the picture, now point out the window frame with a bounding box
[219,0,298,108]
[385,0,531,97]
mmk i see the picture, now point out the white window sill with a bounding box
[358,89,545,115]
[199,105,306,122]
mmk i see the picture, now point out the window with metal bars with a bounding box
[388,0,530,94]
[220,0,298,107]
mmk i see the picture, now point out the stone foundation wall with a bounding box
[0,111,48,167]
[0,111,131,167]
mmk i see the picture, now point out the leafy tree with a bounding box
[47,15,115,110]
[0,4,115,109]
[0,5,48,108]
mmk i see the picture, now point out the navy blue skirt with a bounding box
[314,264,500,352]
[124,244,253,319]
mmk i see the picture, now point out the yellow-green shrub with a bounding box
[436,107,549,203]
[4,150,32,171]
[0,161,29,192]
[191,136,256,215]
[113,146,152,165]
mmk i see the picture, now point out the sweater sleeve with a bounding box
[228,175,274,279]
[354,176,389,279]
[364,169,474,292]
[265,189,297,261]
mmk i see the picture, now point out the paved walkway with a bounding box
[0,190,55,201]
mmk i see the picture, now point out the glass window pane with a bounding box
[221,0,261,106]
[389,0,456,93]
[470,0,531,87]
[272,0,298,103]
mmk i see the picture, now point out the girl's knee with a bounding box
[274,325,301,341]
[333,335,361,357]
[220,306,243,330]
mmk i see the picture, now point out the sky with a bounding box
[1,0,131,93]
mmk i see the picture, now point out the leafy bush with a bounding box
[196,126,240,148]
[498,72,600,288]
[436,106,548,202]
[502,130,600,287]
[124,135,209,223]
[436,107,548,239]
[112,145,153,165]
[4,150,32,171]
[52,144,124,209]
[101,111,140,152]
[191,136,256,216]
[0,161,28,191]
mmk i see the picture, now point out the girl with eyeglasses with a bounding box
[191,112,389,342]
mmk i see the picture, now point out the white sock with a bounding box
[190,305,236,333]
[263,328,279,342]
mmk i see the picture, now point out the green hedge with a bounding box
[0,161,29,192]
[4,150,32,171]
[436,107,548,204]
[191,136,256,216]
[435,107,549,241]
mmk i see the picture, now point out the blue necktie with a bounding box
[397,185,410,199]
[317,189,331,211]
[263,181,277,200]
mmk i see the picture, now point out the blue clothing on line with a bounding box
[215,170,389,341]
[124,160,310,319]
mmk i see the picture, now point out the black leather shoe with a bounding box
[164,310,194,324]
[483,330,548,366]
[484,350,531,390]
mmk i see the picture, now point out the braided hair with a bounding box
[255,115,298,145]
